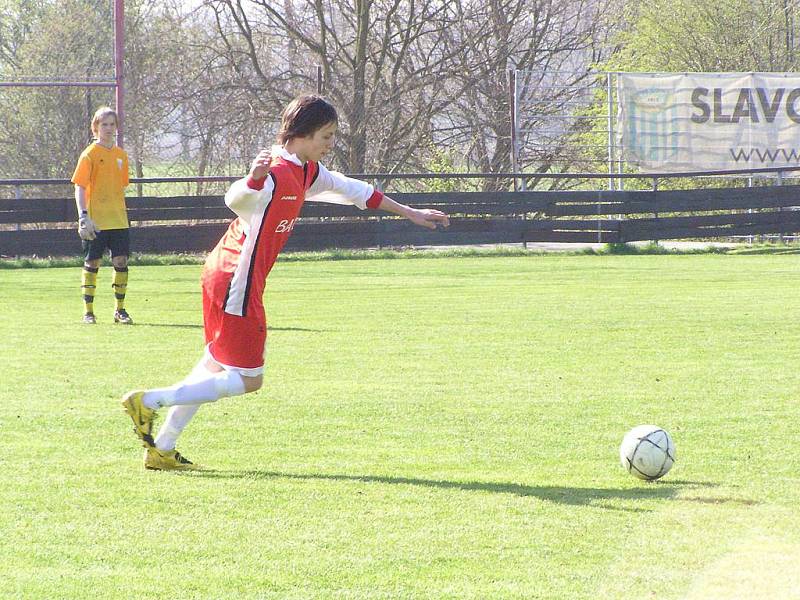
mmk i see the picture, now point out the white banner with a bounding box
[617,73,800,172]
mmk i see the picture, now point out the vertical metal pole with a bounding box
[613,73,625,191]
[15,185,22,230]
[374,178,383,249]
[607,72,614,192]
[516,73,526,193]
[747,175,753,244]
[316,65,323,94]
[85,69,93,143]
[114,0,125,147]
[778,170,785,243]
[508,69,519,192]
[652,177,659,246]
[508,69,528,248]
[596,190,602,243]
[605,72,615,242]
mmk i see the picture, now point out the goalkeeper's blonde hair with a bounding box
[90,106,118,137]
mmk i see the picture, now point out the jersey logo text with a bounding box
[275,218,297,233]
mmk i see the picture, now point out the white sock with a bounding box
[142,370,247,408]
[154,405,200,452]
[153,360,210,451]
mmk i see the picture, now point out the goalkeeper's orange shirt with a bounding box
[71,142,130,230]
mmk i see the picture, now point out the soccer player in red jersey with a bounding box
[122,95,450,470]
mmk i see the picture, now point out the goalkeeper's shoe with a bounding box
[144,447,199,471]
[83,313,96,324]
[121,390,155,447]
[114,309,133,325]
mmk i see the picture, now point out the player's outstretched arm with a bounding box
[376,195,450,230]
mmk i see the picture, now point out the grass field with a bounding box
[1,252,799,599]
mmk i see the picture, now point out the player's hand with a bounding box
[407,208,450,230]
[78,215,98,240]
[249,149,272,182]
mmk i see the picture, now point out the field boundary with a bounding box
[1,187,799,256]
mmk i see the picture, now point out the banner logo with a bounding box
[626,88,678,163]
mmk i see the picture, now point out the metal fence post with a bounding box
[113,0,125,148]
[374,178,383,250]
[603,73,618,243]
[508,69,519,193]
[14,185,22,231]
[747,175,754,244]
[607,72,614,193]
[778,170,785,243]
[597,190,603,243]
[612,73,625,192]
[508,69,528,248]
[652,177,659,246]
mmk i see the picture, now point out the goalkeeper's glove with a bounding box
[78,211,98,240]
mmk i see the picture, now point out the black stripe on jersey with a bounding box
[308,162,320,188]
[239,171,278,316]
[221,273,232,312]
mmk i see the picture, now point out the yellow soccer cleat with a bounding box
[121,390,155,447]
[144,447,200,471]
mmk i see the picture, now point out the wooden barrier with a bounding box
[0,186,798,256]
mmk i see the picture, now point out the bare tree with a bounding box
[439,0,615,190]
[201,0,466,175]
[178,0,615,190]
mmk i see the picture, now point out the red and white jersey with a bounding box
[202,147,383,317]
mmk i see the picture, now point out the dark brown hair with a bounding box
[277,95,338,144]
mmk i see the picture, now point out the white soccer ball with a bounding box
[619,425,676,481]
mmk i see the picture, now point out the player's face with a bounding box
[302,122,337,162]
[96,116,117,145]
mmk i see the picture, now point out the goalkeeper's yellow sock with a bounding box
[82,266,98,314]
[112,266,128,311]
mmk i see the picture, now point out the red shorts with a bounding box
[202,285,267,373]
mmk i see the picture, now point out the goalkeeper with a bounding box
[122,94,449,470]
[71,106,133,325]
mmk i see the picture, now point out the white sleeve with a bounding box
[306,162,374,210]
[224,176,275,223]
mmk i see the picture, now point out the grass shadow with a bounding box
[137,323,204,330]
[266,326,333,333]
[181,469,724,512]
[137,324,329,332]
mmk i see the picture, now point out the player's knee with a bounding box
[242,374,263,393]
[112,256,128,269]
